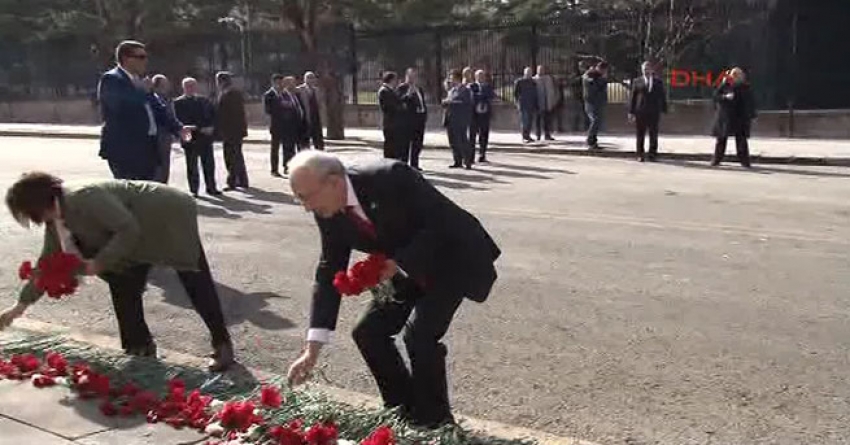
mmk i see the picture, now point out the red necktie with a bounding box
[345,206,376,239]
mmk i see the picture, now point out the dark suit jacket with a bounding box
[712,82,757,138]
[378,84,402,130]
[97,67,177,171]
[396,82,428,123]
[310,160,501,331]
[173,95,216,147]
[263,88,303,138]
[471,82,496,115]
[215,88,248,142]
[296,84,322,129]
[513,77,539,112]
[629,76,668,117]
[443,84,474,129]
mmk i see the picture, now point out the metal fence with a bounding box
[1,0,845,111]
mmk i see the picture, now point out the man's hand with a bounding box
[628,113,636,123]
[0,303,27,330]
[180,126,195,142]
[200,127,215,136]
[380,259,399,282]
[83,260,102,276]
[287,342,322,386]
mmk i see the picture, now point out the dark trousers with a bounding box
[519,109,536,140]
[271,132,297,173]
[352,277,464,426]
[713,133,751,167]
[635,114,661,160]
[383,126,401,159]
[153,133,174,184]
[472,113,491,160]
[184,141,217,194]
[400,115,426,168]
[585,103,605,147]
[102,249,230,351]
[447,124,473,167]
[223,140,249,188]
[303,119,325,150]
[535,109,554,139]
[108,137,158,180]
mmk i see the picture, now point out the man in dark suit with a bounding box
[173,77,221,197]
[443,69,474,169]
[285,151,500,428]
[471,69,496,163]
[513,67,539,143]
[297,71,324,150]
[214,71,249,190]
[264,74,304,176]
[629,61,668,162]
[378,71,402,159]
[97,40,191,180]
[396,67,428,170]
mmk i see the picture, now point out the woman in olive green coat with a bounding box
[0,173,234,372]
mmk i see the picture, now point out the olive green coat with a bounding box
[19,180,202,305]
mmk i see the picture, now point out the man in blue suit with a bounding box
[97,40,191,180]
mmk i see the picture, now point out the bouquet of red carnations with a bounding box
[333,253,398,303]
[18,252,84,299]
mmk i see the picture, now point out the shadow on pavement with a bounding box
[148,268,296,332]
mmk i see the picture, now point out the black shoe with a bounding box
[207,189,223,196]
[223,186,237,192]
[208,341,235,373]
[449,164,462,169]
[545,136,555,141]
[271,171,283,178]
[637,157,646,162]
[464,164,472,170]
[191,191,199,198]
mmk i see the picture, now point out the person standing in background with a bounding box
[569,61,590,133]
[628,61,668,162]
[150,74,182,184]
[215,71,249,190]
[173,77,221,197]
[443,69,474,169]
[471,69,496,163]
[583,61,609,150]
[297,71,324,151]
[533,65,558,141]
[513,67,539,144]
[396,68,428,170]
[378,71,403,160]
[711,67,757,168]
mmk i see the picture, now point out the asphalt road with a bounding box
[0,137,849,445]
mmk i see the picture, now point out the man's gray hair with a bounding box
[288,150,346,180]
[182,77,198,88]
[151,74,168,89]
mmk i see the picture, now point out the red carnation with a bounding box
[11,354,41,374]
[45,352,68,376]
[260,385,283,408]
[99,401,118,417]
[270,421,306,445]
[32,375,57,388]
[218,401,260,432]
[305,422,338,445]
[361,425,395,445]
[18,261,33,280]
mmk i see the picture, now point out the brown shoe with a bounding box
[208,341,235,373]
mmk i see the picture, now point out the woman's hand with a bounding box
[0,303,27,330]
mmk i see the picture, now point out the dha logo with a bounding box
[669,69,735,88]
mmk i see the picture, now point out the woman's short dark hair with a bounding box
[5,172,64,226]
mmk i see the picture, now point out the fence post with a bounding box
[530,24,539,69]
[350,23,358,105]
[788,0,799,138]
[435,30,443,100]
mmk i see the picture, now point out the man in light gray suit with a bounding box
[442,69,474,170]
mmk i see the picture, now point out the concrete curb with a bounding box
[3,129,849,167]
[7,317,603,445]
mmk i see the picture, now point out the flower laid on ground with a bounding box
[0,351,399,445]
[18,252,84,299]
[333,254,398,303]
